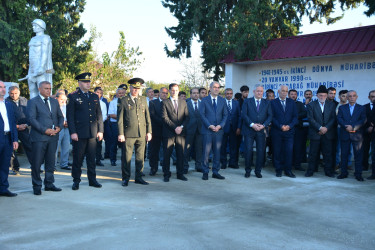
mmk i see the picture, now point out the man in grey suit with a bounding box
[27,81,64,195]
[199,81,228,180]
[241,85,272,178]
[161,83,189,182]
[183,87,202,173]
[305,85,336,177]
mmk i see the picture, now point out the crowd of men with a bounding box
[0,73,374,197]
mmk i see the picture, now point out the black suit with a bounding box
[306,100,336,176]
[292,100,308,170]
[362,103,374,170]
[161,98,189,178]
[149,98,164,173]
[27,95,64,190]
[183,99,202,172]
[67,89,104,184]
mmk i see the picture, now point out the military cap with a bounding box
[317,85,328,94]
[118,84,128,90]
[128,78,145,89]
[75,72,92,82]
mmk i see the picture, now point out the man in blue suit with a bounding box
[0,81,18,197]
[270,85,298,178]
[337,90,366,181]
[242,85,272,178]
[199,81,228,180]
[221,88,241,169]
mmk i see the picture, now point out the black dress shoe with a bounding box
[202,173,208,180]
[255,173,262,178]
[0,190,17,197]
[212,173,225,180]
[177,174,188,181]
[45,186,62,192]
[285,171,296,178]
[305,172,313,177]
[244,172,250,178]
[135,178,149,185]
[355,176,364,182]
[111,161,117,166]
[195,168,203,173]
[149,170,157,176]
[89,181,102,188]
[163,176,170,182]
[229,165,239,169]
[96,161,104,166]
[367,175,375,180]
[276,173,282,177]
[72,183,79,190]
[337,174,348,179]
[122,180,129,186]
[33,189,42,195]
[61,166,72,170]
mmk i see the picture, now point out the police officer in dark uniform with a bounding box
[67,72,104,190]
[117,78,152,187]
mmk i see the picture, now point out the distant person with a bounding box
[178,91,187,101]
[199,87,207,100]
[94,87,108,167]
[153,89,159,99]
[55,92,71,170]
[145,87,154,106]
[362,90,375,172]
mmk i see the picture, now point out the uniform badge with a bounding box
[76,97,83,104]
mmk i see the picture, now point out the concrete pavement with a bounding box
[1,154,375,249]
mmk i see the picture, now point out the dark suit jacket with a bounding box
[223,99,241,133]
[199,95,228,134]
[149,98,163,135]
[161,98,189,138]
[241,98,272,136]
[337,103,366,141]
[363,103,374,138]
[6,96,29,125]
[270,98,298,136]
[307,100,336,140]
[0,100,18,145]
[118,95,151,138]
[67,89,104,139]
[186,99,202,135]
[27,96,64,142]
[295,100,307,128]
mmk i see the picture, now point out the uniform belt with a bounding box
[4,131,10,135]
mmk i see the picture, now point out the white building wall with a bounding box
[225,53,375,104]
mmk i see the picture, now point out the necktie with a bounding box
[350,105,354,116]
[173,99,178,114]
[134,97,138,107]
[194,101,198,112]
[281,100,285,111]
[256,100,260,112]
[44,98,50,111]
[227,101,232,114]
[213,98,217,111]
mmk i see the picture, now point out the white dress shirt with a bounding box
[100,100,107,122]
[0,99,10,132]
[39,94,51,111]
[108,97,118,122]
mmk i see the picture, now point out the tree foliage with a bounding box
[0,0,91,95]
[162,0,374,80]
[59,27,143,99]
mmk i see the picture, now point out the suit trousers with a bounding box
[340,137,363,177]
[18,128,33,164]
[244,132,266,174]
[96,139,103,162]
[307,136,333,175]
[103,120,112,157]
[149,135,162,172]
[371,138,375,176]
[72,137,97,184]
[272,132,293,174]
[202,131,223,174]
[293,127,308,168]
[362,133,371,169]
[56,127,70,168]
[31,138,58,189]
[221,127,238,167]
[0,134,13,192]
[121,137,145,181]
[163,135,185,177]
[110,122,120,162]
[184,133,202,171]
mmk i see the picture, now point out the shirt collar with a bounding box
[39,94,48,101]
[170,97,178,102]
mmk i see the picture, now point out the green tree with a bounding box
[59,28,143,100]
[0,0,91,95]
[162,0,374,80]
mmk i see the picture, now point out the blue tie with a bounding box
[213,98,217,111]
[227,101,232,114]
[194,101,198,112]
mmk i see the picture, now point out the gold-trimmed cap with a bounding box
[75,72,92,82]
[127,78,144,89]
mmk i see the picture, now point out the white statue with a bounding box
[19,19,54,98]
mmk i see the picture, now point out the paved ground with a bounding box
[1,153,375,250]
